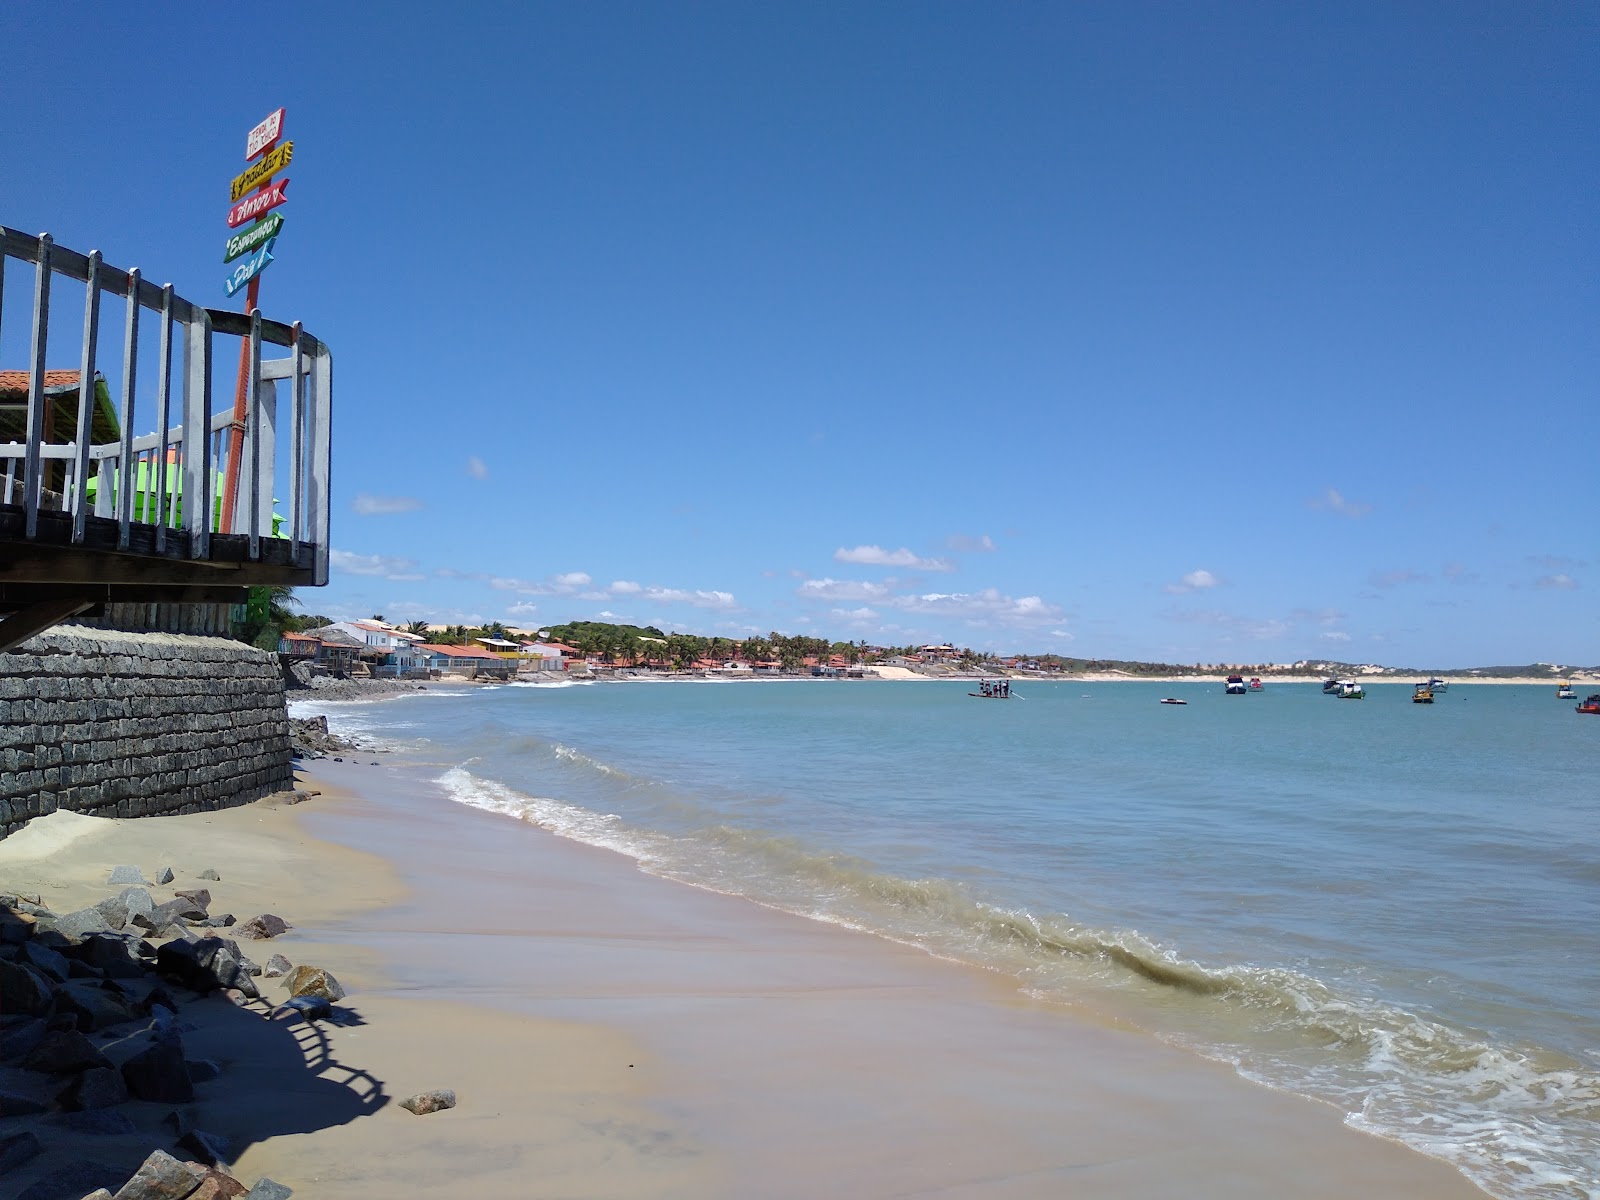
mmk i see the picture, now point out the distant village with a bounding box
[274,616,1589,683]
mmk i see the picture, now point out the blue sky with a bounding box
[7,3,1596,665]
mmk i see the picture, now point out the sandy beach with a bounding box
[1,758,1495,1198]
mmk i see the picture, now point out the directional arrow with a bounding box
[227,178,289,228]
[224,237,277,297]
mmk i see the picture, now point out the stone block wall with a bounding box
[0,628,292,838]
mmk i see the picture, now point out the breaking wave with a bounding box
[435,764,1600,1200]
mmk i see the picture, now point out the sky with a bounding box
[6,2,1596,666]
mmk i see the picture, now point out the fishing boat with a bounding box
[1336,680,1365,699]
[1159,697,1187,705]
[1578,694,1600,715]
[1428,677,1449,693]
[1248,677,1264,691]
[969,680,1011,699]
[1412,683,1434,704]
[1321,679,1340,695]
[1225,674,1246,695]
[1557,681,1576,700]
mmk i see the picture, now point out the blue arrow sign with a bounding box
[224,237,277,297]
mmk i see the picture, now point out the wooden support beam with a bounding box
[0,595,94,654]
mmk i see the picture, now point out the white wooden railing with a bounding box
[0,225,331,583]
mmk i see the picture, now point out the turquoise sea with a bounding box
[295,679,1600,1200]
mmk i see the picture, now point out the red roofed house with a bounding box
[415,642,515,680]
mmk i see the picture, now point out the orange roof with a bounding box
[415,643,504,660]
[0,369,87,399]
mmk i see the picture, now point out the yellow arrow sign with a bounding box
[229,141,294,202]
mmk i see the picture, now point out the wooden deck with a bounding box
[0,226,332,649]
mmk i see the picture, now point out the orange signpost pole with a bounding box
[220,107,289,535]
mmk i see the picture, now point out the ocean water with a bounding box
[294,679,1600,1199]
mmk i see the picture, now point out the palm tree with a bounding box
[405,619,430,636]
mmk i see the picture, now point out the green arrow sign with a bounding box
[223,213,285,263]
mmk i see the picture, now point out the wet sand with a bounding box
[288,758,1489,1200]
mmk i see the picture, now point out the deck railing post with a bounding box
[309,342,332,585]
[290,321,304,560]
[23,234,53,538]
[116,267,140,548]
[182,309,213,557]
[70,250,102,542]
[153,284,175,550]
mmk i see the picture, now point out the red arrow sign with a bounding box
[227,178,290,228]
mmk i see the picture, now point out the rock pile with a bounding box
[0,868,355,1199]
[286,716,361,760]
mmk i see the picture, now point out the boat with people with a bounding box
[1336,680,1365,699]
[1225,674,1246,695]
[1557,681,1576,700]
[1412,683,1434,704]
[1578,694,1600,715]
[970,680,1012,699]
[1248,677,1264,691]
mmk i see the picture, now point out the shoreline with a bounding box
[289,758,1488,1199]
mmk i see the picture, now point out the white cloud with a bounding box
[507,601,539,617]
[636,587,737,610]
[466,456,489,480]
[1320,630,1352,642]
[1311,487,1372,518]
[609,580,642,595]
[1535,573,1578,590]
[834,545,954,572]
[797,578,892,602]
[351,493,423,516]
[554,571,592,588]
[1049,629,1075,641]
[1164,569,1220,595]
[330,549,424,581]
[890,589,1064,628]
[946,533,997,553]
[830,606,879,620]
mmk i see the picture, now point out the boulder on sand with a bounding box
[233,914,290,940]
[281,964,345,1002]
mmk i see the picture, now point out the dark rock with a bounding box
[202,914,236,928]
[162,1109,193,1138]
[67,958,106,979]
[177,1128,232,1167]
[155,938,258,999]
[189,1168,248,1200]
[15,1162,123,1200]
[0,1017,49,1060]
[69,933,152,979]
[0,1131,43,1173]
[237,954,261,977]
[399,1088,457,1115]
[0,1090,49,1117]
[21,1029,112,1074]
[93,897,129,930]
[233,915,289,941]
[262,954,292,978]
[50,906,114,940]
[187,1059,222,1083]
[53,1107,138,1135]
[109,865,146,885]
[57,981,140,1031]
[242,1180,293,1200]
[0,908,36,943]
[0,957,54,1015]
[197,869,221,882]
[271,995,330,1022]
[108,1149,203,1200]
[156,867,175,885]
[19,939,71,981]
[98,887,156,928]
[133,899,194,936]
[79,1192,116,1200]
[45,1010,80,1031]
[281,965,344,1002]
[56,1065,130,1110]
[120,1037,195,1104]
[171,890,212,919]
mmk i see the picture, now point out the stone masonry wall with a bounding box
[0,628,293,838]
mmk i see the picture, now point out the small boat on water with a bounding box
[1412,683,1434,704]
[1248,677,1264,691]
[1427,677,1448,693]
[970,680,1011,699]
[1336,680,1365,699]
[1159,697,1187,705]
[1557,681,1576,700]
[1577,694,1600,715]
[1225,674,1246,695]
[1321,679,1340,695]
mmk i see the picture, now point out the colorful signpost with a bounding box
[226,179,289,228]
[224,212,284,263]
[220,107,295,532]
